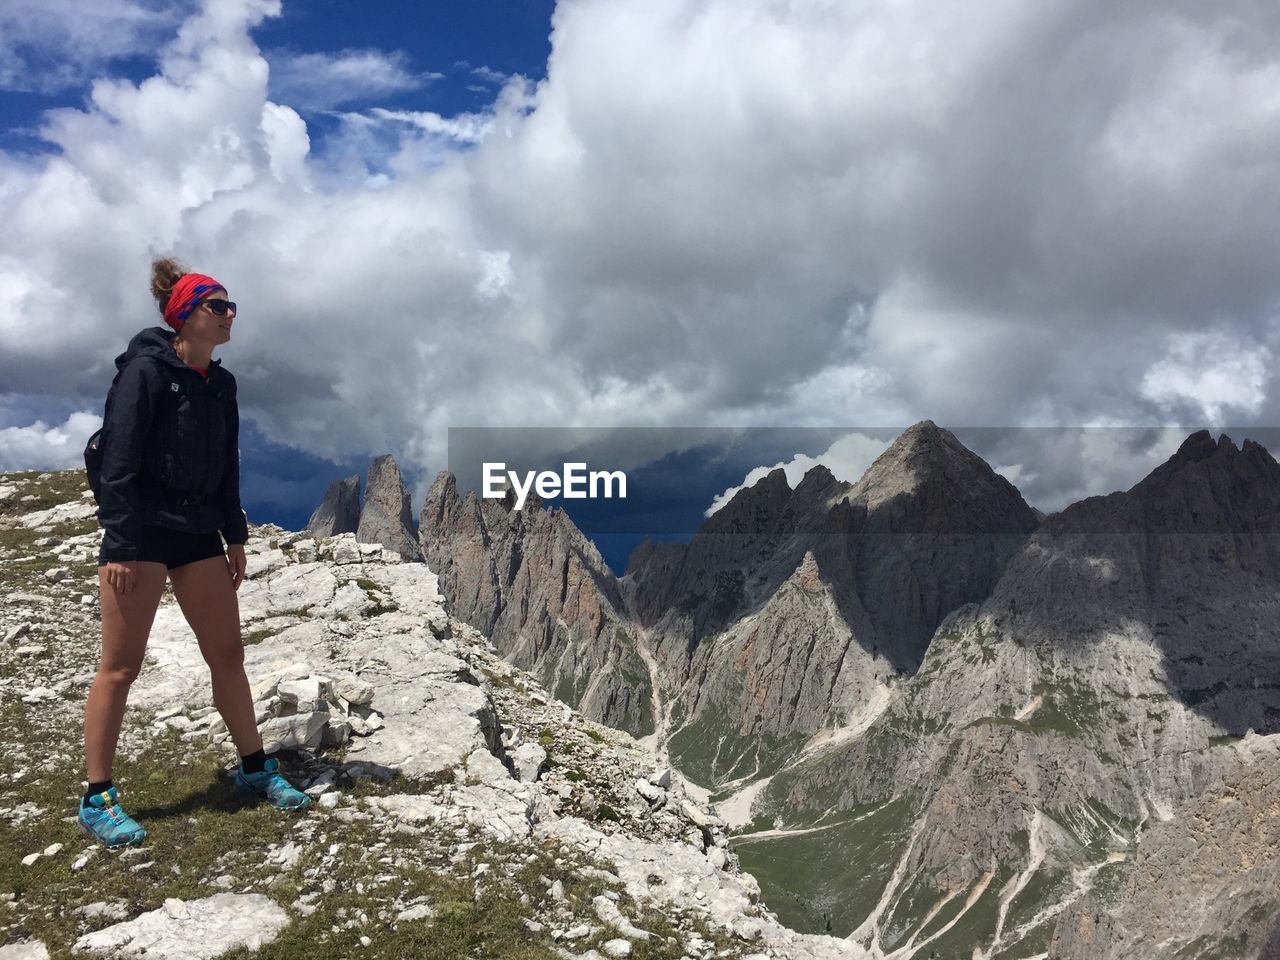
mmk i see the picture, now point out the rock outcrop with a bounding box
[356,455,421,562]
[1051,731,1280,959]
[305,473,360,539]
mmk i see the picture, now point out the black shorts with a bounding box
[98,525,225,570]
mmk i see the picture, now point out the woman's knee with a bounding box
[203,637,245,675]
[95,662,143,688]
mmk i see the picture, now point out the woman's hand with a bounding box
[103,560,138,595]
[227,544,247,591]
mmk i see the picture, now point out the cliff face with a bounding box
[305,473,360,539]
[1051,732,1280,960]
[640,421,1041,787]
[418,471,654,738]
[664,550,895,786]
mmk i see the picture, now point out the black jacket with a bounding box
[97,326,249,561]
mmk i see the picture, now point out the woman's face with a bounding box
[181,287,235,345]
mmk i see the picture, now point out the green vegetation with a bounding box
[667,706,807,789]
[595,802,621,823]
[480,667,520,690]
[243,627,278,646]
[1182,682,1228,708]
[1026,678,1107,736]
[731,795,918,937]
[1088,859,1132,909]
[996,862,1076,951]
[964,678,1109,740]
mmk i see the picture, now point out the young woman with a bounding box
[81,258,309,848]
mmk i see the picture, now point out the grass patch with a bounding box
[667,703,807,789]
[480,667,520,690]
[732,795,918,936]
[243,627,278,646]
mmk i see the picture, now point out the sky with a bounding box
[1,0,1278,571]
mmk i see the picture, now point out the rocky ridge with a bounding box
[0,469,867,960]
[419,471,655,739]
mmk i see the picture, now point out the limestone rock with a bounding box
[72,893,288,957]
[510,742,548,782]
[357,455,421,561]
[0,943,49,960]
[306,474,360,539]
[1051,732,1280,958]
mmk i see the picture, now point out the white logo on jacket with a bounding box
[171,383,179,392]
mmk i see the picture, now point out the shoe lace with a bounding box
[94,792,124,822]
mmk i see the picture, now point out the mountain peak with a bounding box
[705,467,793,534]
[795,463,836,490]
[761,467,790,490]
[850,421,1005,510]
[902,418,941,438]
[1171,429,1218,463]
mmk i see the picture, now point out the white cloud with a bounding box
[267,48,439,111]
[1140,331,1270,422]
[0,411,101,471]
[3,0,1280,509]
[470,65,509,85]
[0,0,189,94]
[369,107,494,145]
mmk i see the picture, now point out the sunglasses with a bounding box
[200,298,237,316]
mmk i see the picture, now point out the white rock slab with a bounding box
[245,549,288,580]
[72,893,288,957]
[0,941,49,960]
[19,499,98,528]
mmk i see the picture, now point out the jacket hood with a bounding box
[115,326,225,375]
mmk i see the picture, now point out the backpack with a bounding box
[85,428,104,503]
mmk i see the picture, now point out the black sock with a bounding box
[84,779,113,802]
[240,748,267,774]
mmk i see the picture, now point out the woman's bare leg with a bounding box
[168,555,263,756]
[85,562,169,783]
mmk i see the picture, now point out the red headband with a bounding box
[163,273,223,331]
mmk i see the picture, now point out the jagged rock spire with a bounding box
[305,474,360,539]
[356,454,422,562]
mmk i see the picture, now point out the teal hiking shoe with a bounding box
[78,787,147,848]
[234,756,311,810]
